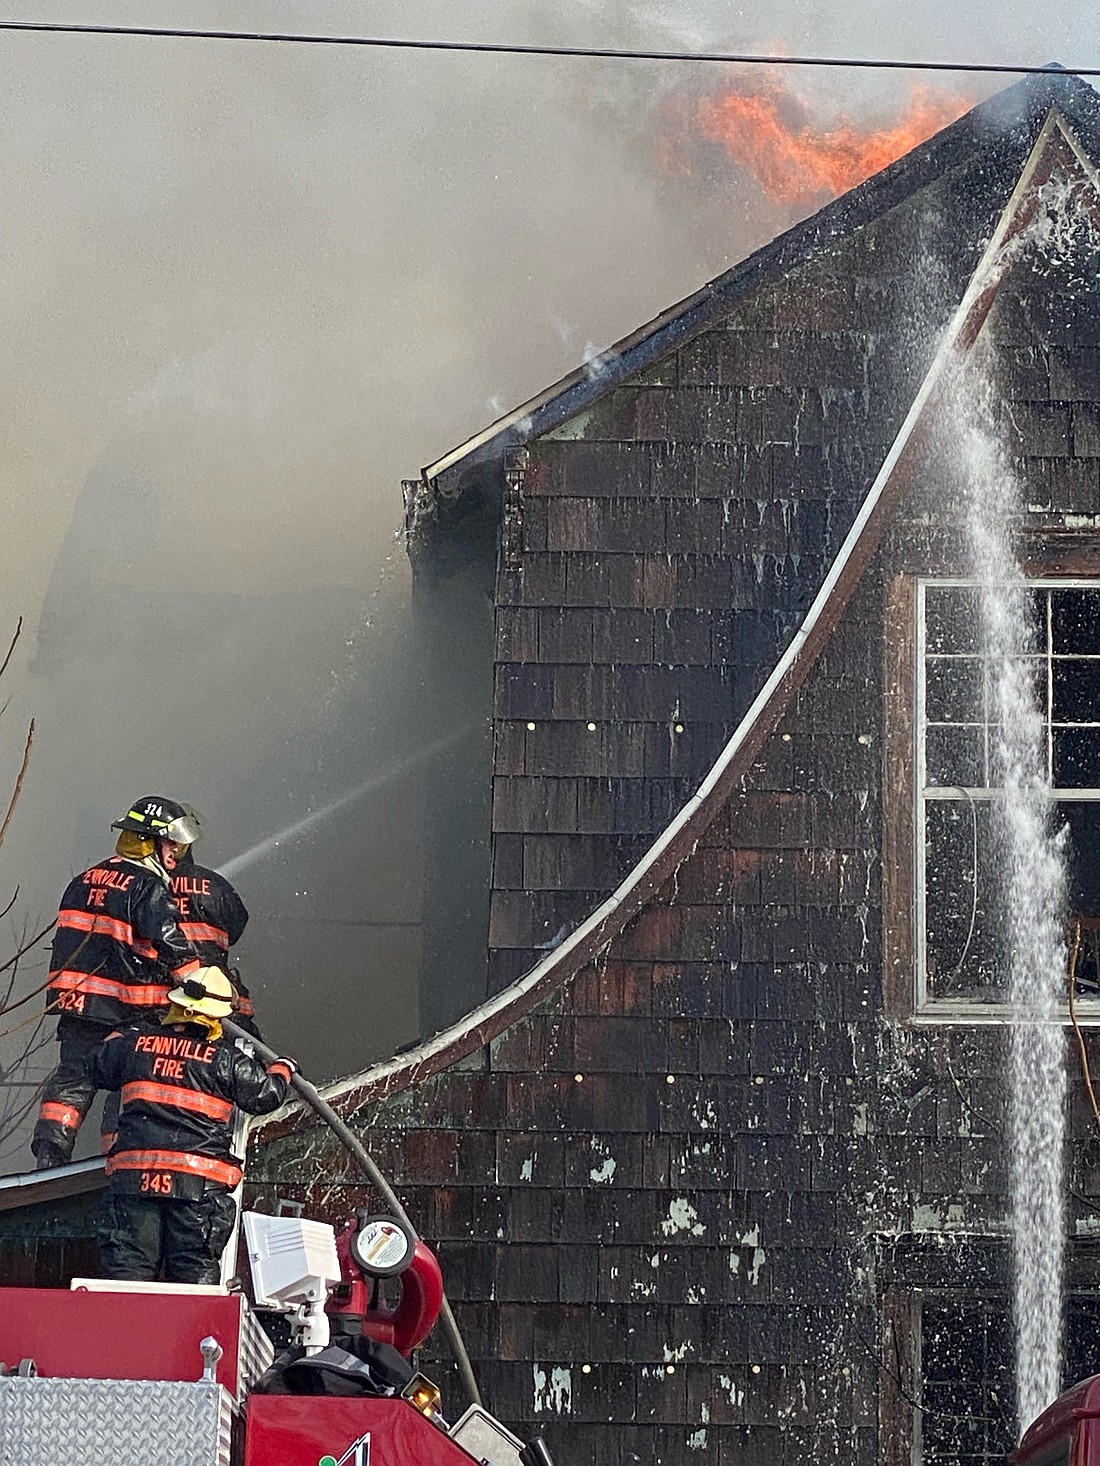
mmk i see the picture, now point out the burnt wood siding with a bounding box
[255,551,1100,1463]
[250,567,1042,1464]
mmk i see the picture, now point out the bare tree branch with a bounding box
[0,618,21,685]
[0,922,57,1012]
[0,718,34,853]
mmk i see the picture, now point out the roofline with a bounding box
[256,107,1098,1134]
[0,1156,107,1213]
[417,77,1098,497]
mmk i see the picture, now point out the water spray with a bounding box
[947,343,1068,1434]
[219,724,479,880]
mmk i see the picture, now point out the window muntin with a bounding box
[917,580,1100,1008]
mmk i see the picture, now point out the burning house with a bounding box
[252,69,1100,1464]
[8,64,1100,1466]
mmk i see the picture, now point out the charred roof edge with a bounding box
[417,73,1100,502]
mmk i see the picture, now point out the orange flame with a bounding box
[696,81,971,205]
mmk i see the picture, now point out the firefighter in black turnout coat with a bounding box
[32,797,203,1169]
[168,819,260,1036]
[87,967,294,1284]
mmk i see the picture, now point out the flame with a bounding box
[695,80,971,205]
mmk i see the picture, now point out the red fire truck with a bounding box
[1014,1376,1100,1466]
[0,1207,553,1466]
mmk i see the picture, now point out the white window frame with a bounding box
[914,575,1100,1021]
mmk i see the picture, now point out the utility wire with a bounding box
[0,20,1097,78]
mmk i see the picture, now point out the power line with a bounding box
[0,19,1097,78]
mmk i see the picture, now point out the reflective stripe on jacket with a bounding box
[48,857,199,1025]
[87,1020,290,1201]
[170,859,248,966]
[169,858,258,1029]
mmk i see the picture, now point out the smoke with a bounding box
[0,0,1082,1150]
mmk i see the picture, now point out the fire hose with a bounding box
[222,1016,483,1409]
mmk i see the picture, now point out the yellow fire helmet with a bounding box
[167,967,234,1019]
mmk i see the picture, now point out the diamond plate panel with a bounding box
[0,1378,232,1466]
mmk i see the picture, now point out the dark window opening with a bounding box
[918,1293,1100,1466]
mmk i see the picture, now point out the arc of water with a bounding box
[218,723,479,879]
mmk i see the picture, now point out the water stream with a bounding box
[218,722,477,879]
[950,346,1068,1433]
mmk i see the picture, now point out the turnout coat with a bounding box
[88,1021,292,1201]
[49,856,200,1026]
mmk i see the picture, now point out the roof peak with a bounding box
[411,75,1100,504]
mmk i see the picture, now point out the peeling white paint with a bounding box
[533,1364,573,1415]
[687,1428,709,1450]
[749,1246,767,1286]
[719,1373,745,1408]
[853,1102,869,1136]
[663,1342,690,1363]
[519,1156,535,1182]
[728,1252,740,1275]
[739,1225,760,1246]
[589,1143,616,1190]
[662,1198,706,1237]
[912,1201,969,1231]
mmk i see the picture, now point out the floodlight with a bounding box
[242,1212,341,1353]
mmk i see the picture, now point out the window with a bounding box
[916,579,1100,1010]
[911,1291,1100,1466]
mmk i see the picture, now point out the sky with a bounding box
[0,0,1096,1154]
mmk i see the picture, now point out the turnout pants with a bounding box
[32,1015,116,1165]
[98,1189,238,1285]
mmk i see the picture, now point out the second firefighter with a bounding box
[87,967,295,1284]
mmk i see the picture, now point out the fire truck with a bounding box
[0,1204,554,1465]
[0,1009,558,1465]
[1014,1375,1100,1466]
[0,1196,551,1460]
